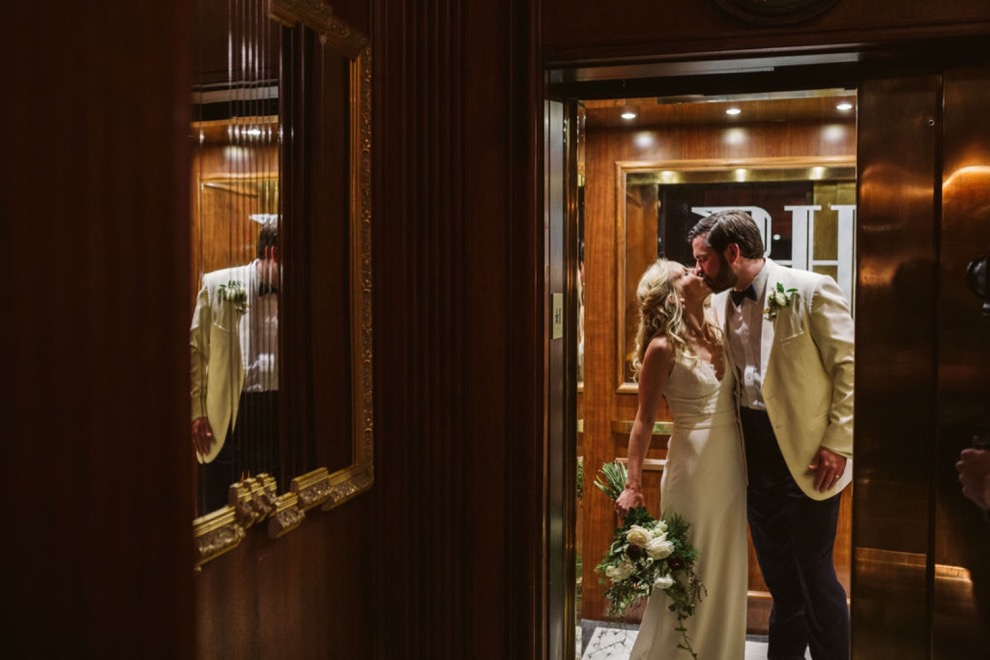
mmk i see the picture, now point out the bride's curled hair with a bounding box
[631,258,690,381]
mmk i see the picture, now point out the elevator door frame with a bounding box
[547,44,990,659]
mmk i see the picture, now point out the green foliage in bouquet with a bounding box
[593,460,706,659]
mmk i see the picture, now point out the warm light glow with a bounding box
[823,125,847,143]
[836,102,854,111]
[724,128,746,146]
[621,110,637,120]
[725,107,742,116]
[634,133,655,148]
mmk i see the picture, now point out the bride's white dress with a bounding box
[629,352,748,660]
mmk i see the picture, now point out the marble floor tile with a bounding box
[580,625,637,659]
[577,621,812,659]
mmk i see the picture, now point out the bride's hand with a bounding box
[614,487,645,516]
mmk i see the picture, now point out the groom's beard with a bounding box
[705,252,737,293]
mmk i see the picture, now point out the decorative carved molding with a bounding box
[230,473,279,526]
[291,467,333,510]
[271,0,368,56]
[713,0,840,25]
[193,507,247,569]
[267,492,306,538]
[269,0,334,31]
[321,466,374,510]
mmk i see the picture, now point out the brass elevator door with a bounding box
[933,67,990,659]
[856,66,990,659]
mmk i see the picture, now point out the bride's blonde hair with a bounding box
[631,258,719,381]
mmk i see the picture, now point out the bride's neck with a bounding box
[682,307,707,338]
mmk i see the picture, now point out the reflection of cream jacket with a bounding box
[714,259,855,500]
[190,264,255,464]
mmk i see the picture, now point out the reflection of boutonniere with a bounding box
[765,282,797,320]
[218,280,249,313]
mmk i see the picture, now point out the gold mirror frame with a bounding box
[193,0,372,568]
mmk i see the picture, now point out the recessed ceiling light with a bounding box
[726,107,741,116]
[621,110,637,120]
[836,102,853,111]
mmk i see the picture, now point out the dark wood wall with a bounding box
[4,3,196,658]
[9,0,990,659]
[543,0,990,63]
[372,0,543,656]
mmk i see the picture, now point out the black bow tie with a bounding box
[258,281,279,296]
[730,284,757,306]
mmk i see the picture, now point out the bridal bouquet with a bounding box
[594,461,705,659]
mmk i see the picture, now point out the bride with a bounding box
[615,258,748,659]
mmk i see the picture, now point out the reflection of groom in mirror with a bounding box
[190,219,280,514]
[689,210,854,660]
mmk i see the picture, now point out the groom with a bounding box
[190,219,281,513]
[688,210,854,660]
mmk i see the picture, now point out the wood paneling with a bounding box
[4,3,195,658]
[372,0,542,658]
[585,94,859,130]
[543,0,990,64]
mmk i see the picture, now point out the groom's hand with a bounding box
[192,416,215,458]
[809,447,847,493]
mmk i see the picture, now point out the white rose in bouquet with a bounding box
[626,525,652,548]
[646,536,675,560]
[606,559,636,582]
[654,574,675,590]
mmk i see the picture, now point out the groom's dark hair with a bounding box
[687,209,765,259]
[257,219,279,260]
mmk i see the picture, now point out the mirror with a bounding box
[190,0,372,566]
[618,158,856,387]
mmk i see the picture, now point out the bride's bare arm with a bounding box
[615,337,674,516]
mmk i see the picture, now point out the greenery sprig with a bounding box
[765,281,797,320]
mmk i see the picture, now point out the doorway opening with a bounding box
[571,87,857,658]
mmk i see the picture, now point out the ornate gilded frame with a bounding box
[193,0,373,568]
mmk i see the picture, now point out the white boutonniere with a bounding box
[218,279,249,313]
[765,282,797,320]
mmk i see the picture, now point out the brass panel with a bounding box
[935,66,990,658]
[854,75,940,659]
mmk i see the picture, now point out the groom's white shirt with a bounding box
[713,258,855,500]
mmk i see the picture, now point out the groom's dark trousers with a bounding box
[740,407,850,660]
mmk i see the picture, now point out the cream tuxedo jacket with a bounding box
[189,264,254,464]
[713,259,855,500]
